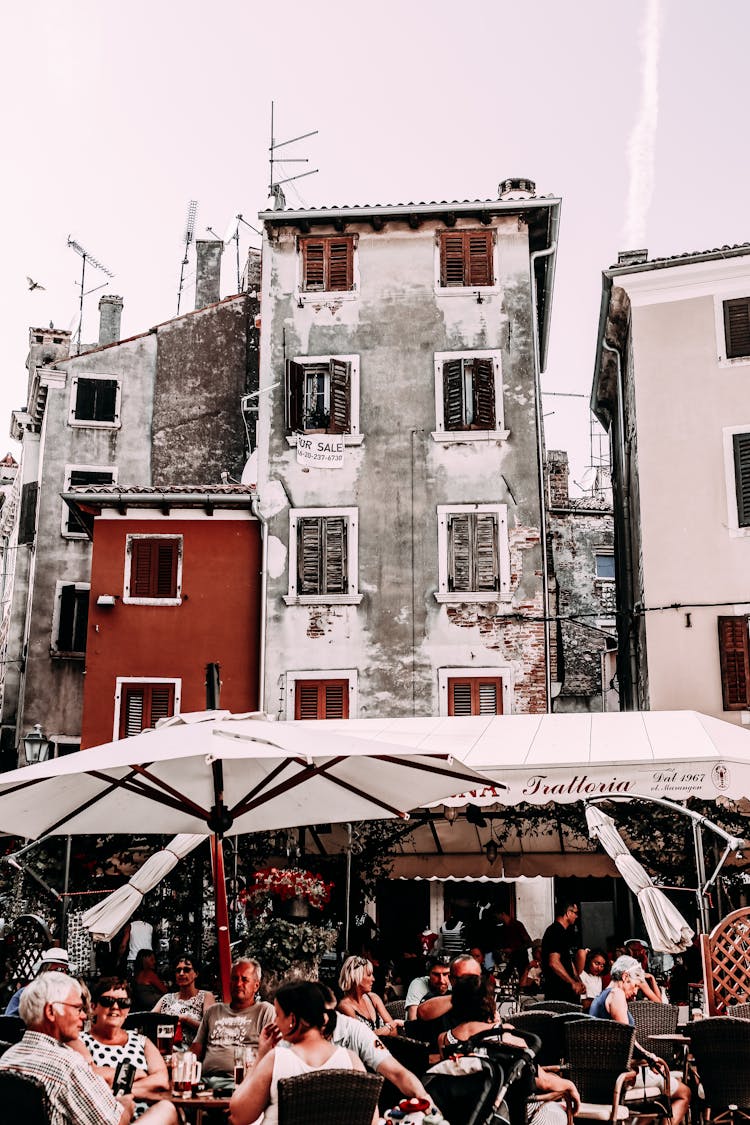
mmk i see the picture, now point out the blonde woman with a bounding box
[338,955,402,1037]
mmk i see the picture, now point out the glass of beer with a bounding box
[156,1023,175,1055]
[233,1045,246,1086]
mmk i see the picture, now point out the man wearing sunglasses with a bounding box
[541,902,585,1004]
[0,973,177,1124]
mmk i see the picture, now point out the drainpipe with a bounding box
[529,242,557,712]
[601,339,638,708]
[250,492,269,712]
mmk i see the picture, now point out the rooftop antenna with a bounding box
[268,100,319,210]
[67,237,114,355]
[177,200,198,315]
[223,214,262,293]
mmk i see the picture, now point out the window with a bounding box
[286,356,360,438]
[69,375,121,426]
[115,679,179,739]
[299,236,355,293]
[595,553,616,580]
[718,616,750,711]
[724,297,750,360]
[294,679,350,720]
[62,466,116,536]
[285,508,361,605]
[18,481,38,545]
[722,426,750,535]
[438,667,510,715]
[439,230,494,288]
[124,536,182,605]
[51,582,89,656]
[433,351,506,440]
[436,505,511,603]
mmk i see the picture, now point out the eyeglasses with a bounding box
[175,966,193,974]
[97,995,131,1010]
[54,1001,85,1012]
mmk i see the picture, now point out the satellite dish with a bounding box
[241,450,257,486]
[223,214,241,246]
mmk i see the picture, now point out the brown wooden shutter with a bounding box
[440,233,467,286]
[329,359,351,433]
[18,481,38,545]
[443,359,465,430]
[323,517,347,594]
[474,514,499,590]
[302,240,326,291]
[718,616,750,710]
[466,231,493,286]
[327,239,353,291]
[733,432,750,526]
[724,297,750,359]
[298,518,323,594]
[121,683,176,737]
[472,359,496,428]
[448,677,503,716]
[287,361,305,431]
[448,514,472,591]
[294,679,350,719]
[130,539,178,598]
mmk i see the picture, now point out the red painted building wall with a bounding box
[81,514,261,748]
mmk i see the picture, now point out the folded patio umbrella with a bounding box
[81,833,204,941]
[585,805,631,859]
[614,853,694,953]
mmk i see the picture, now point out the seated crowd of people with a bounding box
[0,905,693,1125]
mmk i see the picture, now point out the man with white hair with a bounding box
[0,973,177,1125]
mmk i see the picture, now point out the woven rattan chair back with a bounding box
[508,1010,566,1068]
[278,1068,384,1125]
[528,999,583,1014]
[727,1003,750,1021]
[688,1016,750,1115]
[0,1069,51,1124]
[566,1018,635,1107]
[629,1001,680,1065]
[385,999,406,1022]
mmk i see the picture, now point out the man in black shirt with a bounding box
[541,902,585,1004]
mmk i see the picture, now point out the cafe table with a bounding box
[144,1089,232,1123]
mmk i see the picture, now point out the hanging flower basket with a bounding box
[248,867,333,912]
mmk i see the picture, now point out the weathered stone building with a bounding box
[546,449,617,712]
[0,246,261,763]
[254,182,561,719]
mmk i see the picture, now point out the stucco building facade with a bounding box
[592,244,750,721]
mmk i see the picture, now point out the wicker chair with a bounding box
[508,1010,569,1068]
[379,1035,429,1111]
[278,1068,384,1125]
[0,1070,51,1124]
[527,999,583,1014]
[565,1017,638,1123]
[726,1003,750,1021]
[688,1016,750,1125]
[385,999,406,1022]
[629,1001,681,1068]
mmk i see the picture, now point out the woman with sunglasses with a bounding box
[152,955,216,1045]
[71,977,169,1117]
[338,955,402,1036]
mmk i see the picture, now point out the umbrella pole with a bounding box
[211,835,232,1002]
[344,823,352,953]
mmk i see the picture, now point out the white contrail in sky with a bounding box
[623,0,663,249]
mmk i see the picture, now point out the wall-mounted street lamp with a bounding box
[23,723,51,765]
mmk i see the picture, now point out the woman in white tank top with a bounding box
[228,980,368,1125]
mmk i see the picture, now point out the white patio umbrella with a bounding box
[0,710,494,996]
[614,853,695,954]
[81,834,204,941]
[585,804,694,953]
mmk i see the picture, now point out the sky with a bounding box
[4,0,750,491]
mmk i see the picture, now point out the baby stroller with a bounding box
[423,1028,542,1125]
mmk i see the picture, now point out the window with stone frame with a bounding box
[51,582,89,656]
[442,356,496,430]
[118,682,176,738]
[294,679,350,720]
[124,536,182,602]
[69,375,120,426]
[447,512,500,592]
[62,467,116,536]
[299,236,355,292]
[724,297,750,360]
[297,516,347,596]
[718,615,750,711]
[439,229,494,287]
[448,676,504,716]
[287,358,352,434]
[732,432,750,527]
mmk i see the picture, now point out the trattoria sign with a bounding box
[297,434,344,468]
[444,761,733,806]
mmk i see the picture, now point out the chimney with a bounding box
[617,249,649,266]
[98,295,123,345]
[498,177,536,200]
[546,450,570,508]
[195,240,222,309]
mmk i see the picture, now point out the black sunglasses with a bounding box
[175,965,194,973]
[98,995,131,1010]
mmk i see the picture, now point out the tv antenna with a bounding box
[268,101,318,210]
[222,213,262,293]
[176,200,198,315]
[67,236,114,354]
